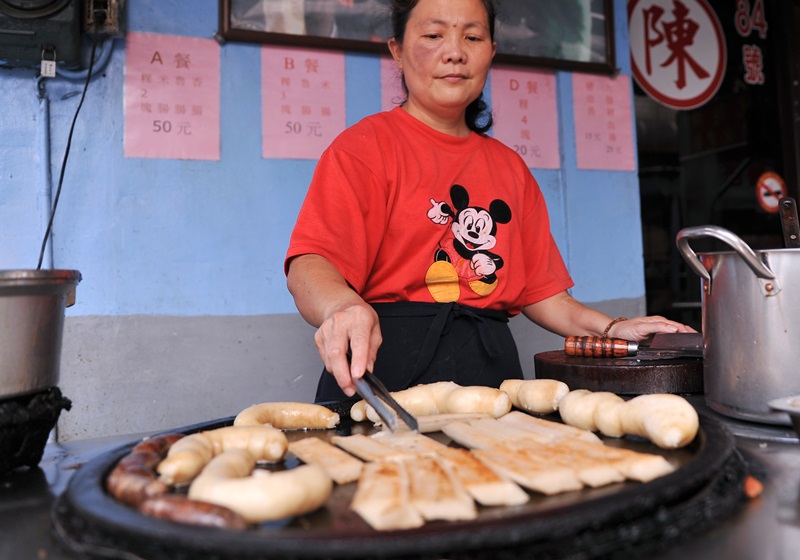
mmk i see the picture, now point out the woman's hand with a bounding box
[313,301,382,397]
[522,291,696,344]
[605,316,696,342]
[286,254,382,397]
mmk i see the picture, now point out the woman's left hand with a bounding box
[607,316,696,342]
[522,291,697,344]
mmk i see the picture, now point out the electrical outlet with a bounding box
[84,0,124,36]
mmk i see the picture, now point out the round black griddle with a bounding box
[534,351,704,395]
[52,410,745,560]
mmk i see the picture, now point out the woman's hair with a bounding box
[389,0,496,134]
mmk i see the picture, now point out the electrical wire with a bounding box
[35,28,101,270]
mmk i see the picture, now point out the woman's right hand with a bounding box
[286,254,382,397]
[313,301,382,397]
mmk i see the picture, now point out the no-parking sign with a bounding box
[756,172,786,213]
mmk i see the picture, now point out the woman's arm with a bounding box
[286,254,382,397]
[521,291,694,341]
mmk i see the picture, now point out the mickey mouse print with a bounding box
[425,184,512,302]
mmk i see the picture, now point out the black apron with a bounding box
[314,301,524,403]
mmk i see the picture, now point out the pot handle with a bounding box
[676,225,781,296]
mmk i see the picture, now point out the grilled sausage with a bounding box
[356,382,459,422]
[157,425,288,485]
[139,495,248,530]
[188,448,333,523]
[617,394,699,449]
[443,386,512,418]
[106,434,184,507]
[556,390,699,449]
[357,382,510,424]
[234,402,339,430]
[499,378,570,414]
[558,390,626,434]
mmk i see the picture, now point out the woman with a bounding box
[285,0,693,401]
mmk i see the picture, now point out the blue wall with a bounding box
[0,0,647,440]
[0,0,643,317]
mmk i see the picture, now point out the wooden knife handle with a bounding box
[564,336,637,358]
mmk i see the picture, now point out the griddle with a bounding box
[534,351,704,395]
[52,405,745,560]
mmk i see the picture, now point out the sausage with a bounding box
[139,495,248,531]
[234,402,339,430]
[557,390,626,434]
[360,382,459,423]
[443,386,512,418]
[556,390,699,449]
[499,379,570,414]
[359,382,511,424]
[350,400,369,422]
[617,394,699,449]
[188,448,333,524]
[157,425,288,485]
[106,433,184,507]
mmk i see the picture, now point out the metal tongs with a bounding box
[352,368,418,432]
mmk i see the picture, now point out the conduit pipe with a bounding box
[56,36,116,80]
[36,77,54,270]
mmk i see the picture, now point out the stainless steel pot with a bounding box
[677,226,799,425]
[0,269,81,400]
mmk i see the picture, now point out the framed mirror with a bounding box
[218,0,617,75]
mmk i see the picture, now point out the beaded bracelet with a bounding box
[602,317,627,338]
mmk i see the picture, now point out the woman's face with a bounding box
[388,0,496,132]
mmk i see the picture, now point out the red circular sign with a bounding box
[628,0,727,110]
[756,172,786,213]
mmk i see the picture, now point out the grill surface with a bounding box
[52,409,746,560]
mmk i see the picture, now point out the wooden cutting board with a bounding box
[534,350,703,394]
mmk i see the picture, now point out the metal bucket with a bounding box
[677,226,800,425]
[0,270,81,400]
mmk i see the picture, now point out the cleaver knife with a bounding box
[564,333,703,360]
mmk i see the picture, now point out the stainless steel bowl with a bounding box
[0,269,81,399]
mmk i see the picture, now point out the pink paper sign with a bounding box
[572,73,636,171]
[491,67,560,169]
[124,32,220,160]
[381,57,405,112]
[261,46,346,160]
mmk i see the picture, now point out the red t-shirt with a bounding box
[285,107,574,316]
